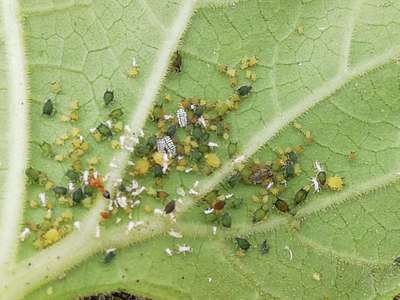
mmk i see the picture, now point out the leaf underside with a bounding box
[1,0,400,299]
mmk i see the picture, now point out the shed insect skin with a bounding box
[173,51,182,73]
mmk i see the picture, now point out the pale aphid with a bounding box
[310,176,321,193]
[176,108,187,128]
[178,244,192,254]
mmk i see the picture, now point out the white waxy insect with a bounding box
[95,225,101,238]
[165,248,173,256]
[310,177,321,193]
[176,186,186,197]
[154,208,163,215]
[207,142,218,148]
[176,108,187,128]
[314,161,324,173]
[20,228,30,241]
[117,196,128,208]
[157,136,176,157]
[73,221,81,231]
[197,116,207,128]
[204,208,214,215]
[38,192,46,207]
[212,226,217,236]
[168,229,183,239]
[178,244,192,254]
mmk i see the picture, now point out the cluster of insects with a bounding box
[24,52,344,256]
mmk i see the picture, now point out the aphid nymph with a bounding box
[103,248,116,264]
[164,200,176,214]
[173,51,182,72]
[260,240,269,255]
[176,108,187,127]
[314,161,326,185]
[42,99,54,116]
[237,85,252,96]
[235,237,251,251]
[103,90,114,106]
[294,187,309,204]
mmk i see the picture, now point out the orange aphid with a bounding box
[100,211,110,220]
[89,175,105,192]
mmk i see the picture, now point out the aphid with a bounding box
[314,161,326,185]
[164,200,176,214]
[231,196,243,209]
[83,185,96,197]
[252,207,267,223]
[157,190,169,200]
[153,165,164,178]
[97,123,113,139]
[39,141,54,158]
[42,99,54,116]
[283,162,295,179]
[66,169,80,182]
[294,187,309,205]
[228,141,238,158]
[25,167,40,184]
[173,51,182,72]
[274,199,289,213]
[221,212,232,228]
[213,200,225,211]
[260,240,269,255]
[393,294,400,300]
[193,106,204,117]
[103,248,116,264]
[157,136,176,157]
[176,108,187,128]
[72,188,84,203]
[394,256,400,265]
[286,151,298,163]
[103,190,111,199]
[100,211,110,219]
[235,237,251,251]
[103,90,114,106]
[108,108,124,120]
[310,177,321,193]
[237,85,252,96]
[52,186,68,196]
[89,176,104,191]
[166,124,177,137]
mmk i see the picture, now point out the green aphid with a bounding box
[108,108,124,120]
[97,123,113,138]
[286,151,298,163]
[192,126,209,142]
[39,141,54,158]
[216,122,225,137]
[25,167,40,184]
[294,187,309,205]
[228,141,238,158]
[72,188,84,203]
[252,207,267,223]
[103,249,116,264]
[66,169,81,183]
[227,173,241,187]
[52,186,68,196]
[205,213,218,223]
[237,85,252,96]
[135,143,150,157]
[103,90,114,106]
[275,199,289,213]
[42,99,54,116]
[198,144,209,153]
[166,124,177,137]
[221,212,232,228]
[153,165,164,177]
[146,136,157,149]
[231,196,244,209]
[260,240,269,255]
[190,149,203,161]
[235,237,251,251]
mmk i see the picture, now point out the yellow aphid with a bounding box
[111,140,120,150]
[205,153,221,168]
[184,144,191,155]
[229,77,238,87]
[294,164,302,176]
[294,145,304,153]
[305,130,313,144]
[245,70,256,81]
[192,164,199,172]
[60,115,70,122]
[223,132,229,140]
[143,205,152,213]
[70,100,80,110]
[190,141,198,148]
[293,121,302,129]
[176,165,185,172]
[70,127,80,137]
[70,111,79,121]
[113,121,123,133]
[30,200,38,208]
[44,209,52,220]
[54,154,64,162]
[45,181,54,191]
[55,137,64,146]
[43,228,60,245]
[164,94,172,102]
[251,195,260,203]
[184,136,191,144]
[61,134,69,141]
[200,99,207,106]
[91,131,102,142]
[270,187,280,196]
[226,68,236,77]
[50,81,62,94]
[153,152,164,165]
[327,176,344,191]
[218,64,228,73]
[88,157,99,165]
[240,56,249,69]
[127,66,140,78]
[62,210,73,220]
[209,125,217,131]
[296,25,305,35]
[72,160,82,171]
[248,56,258,67]
[135,159,150,175]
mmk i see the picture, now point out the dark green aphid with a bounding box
[227,173,241,187]
[173,51,182,72]
[103,90,114,106]
[228,142,238,158]
[317,171,327,186]
[198,144,209,154]
[134,143,150,157]
[103,249,116,264]
[235,237,251,251]
[190,149,202,161]
[294,188,309,205]
[286,151,298,163]
[39,141,54,158]
[66,169,80,182]
[192,126,209,142]
[108,108,124,120]
[97,123,113,138]
[146,136,157,150]
[164,200,175,214]
[275,199,289,213]
[83,185,96,197]
[42,99,54,116]
[260,240,269,255]
[216,121,225,137]
[53,186,68,196]
[283,163,294,179]
[25,167,39,184]
[166,124,177,137]
[252,207,267,223]
[394,256,400,265]
[153,165,164,178]
[231,196,244,209]
[194,106,204,117]
[237,85,252,96]
[221,212,232,228]
[72,188,84,203]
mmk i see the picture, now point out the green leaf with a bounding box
[2,0,400,299]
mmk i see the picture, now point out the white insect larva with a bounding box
[176,108,187,128]
[310,177,321,193]
[157,136,176,157]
